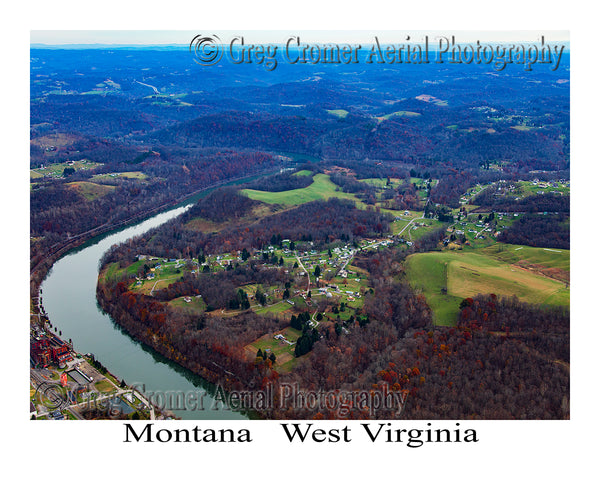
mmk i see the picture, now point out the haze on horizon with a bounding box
[31,30,570,46]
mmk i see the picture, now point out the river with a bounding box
[40,198,248,420]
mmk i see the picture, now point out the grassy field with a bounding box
[514,180,570,197]
[359,177,404,188]
[405,250,569,325]
[253,301,295,316]
[397,217,446,241]
[326,109,349,119]
[390,219,412,235]
[132,271,185,295]
[377,111,421,121]
[511,125,536,131]
[101,259,188,294]
[246,327,302,372]
[94,379,117,394]
[293,169,313,177]
[31,160,103,179]
[168,296,206,314]
[67,181,115,200]
[91,171,148,181]
[480,243,570,282]
[241,173,366,207]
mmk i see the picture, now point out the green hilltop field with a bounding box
[241,173,367,207]
[405,246,570,325]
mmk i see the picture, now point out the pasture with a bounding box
[326,109,349,119]
[405,250,569,325]
[377,110,421,121]
[91,171,148,181]
[241,173,365,207]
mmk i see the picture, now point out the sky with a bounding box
[30,30,570,46]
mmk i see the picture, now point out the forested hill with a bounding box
[32,48,569,172]
[146,108,568,170]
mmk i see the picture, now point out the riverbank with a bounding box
[31,170,284,420]
[30,168,282,308]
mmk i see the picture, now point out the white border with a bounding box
[5,1,597,477]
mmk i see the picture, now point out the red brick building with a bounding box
[31,336,73,367]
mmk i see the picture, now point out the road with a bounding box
[338,251,356,273]
[395,212,426,242]
[134,79,160,94]
[295,255,311,295]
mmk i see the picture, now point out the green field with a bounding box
[91,171,148,181]
[31,160,103,178]
[326,109,349,119]
[293,169,313,177]
[168,295,206,314]
[94,379,117,394]
[397,217,446,241]
[513,180,570,198]
[405,249,570,326]
[378,110,421,120]
[241,173,365,207]
[511,125,536,131]
[359,177,404,188]
[102,259,189,294]
[246,327,302,372]
[254,301,295,316]
[481,243,570,272]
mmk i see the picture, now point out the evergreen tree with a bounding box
[314,265,321,278]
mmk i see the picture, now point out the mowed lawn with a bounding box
[168,296,206,314]
[245,327,302,372]
[405,250,570,326]
[241,173,365,207]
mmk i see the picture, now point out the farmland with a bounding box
[30,159,103,179]
[376,110,421,121]
[91,171,148,181]
[326,109,349,119]
[405,248,569,325]
[241,173,366,207]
